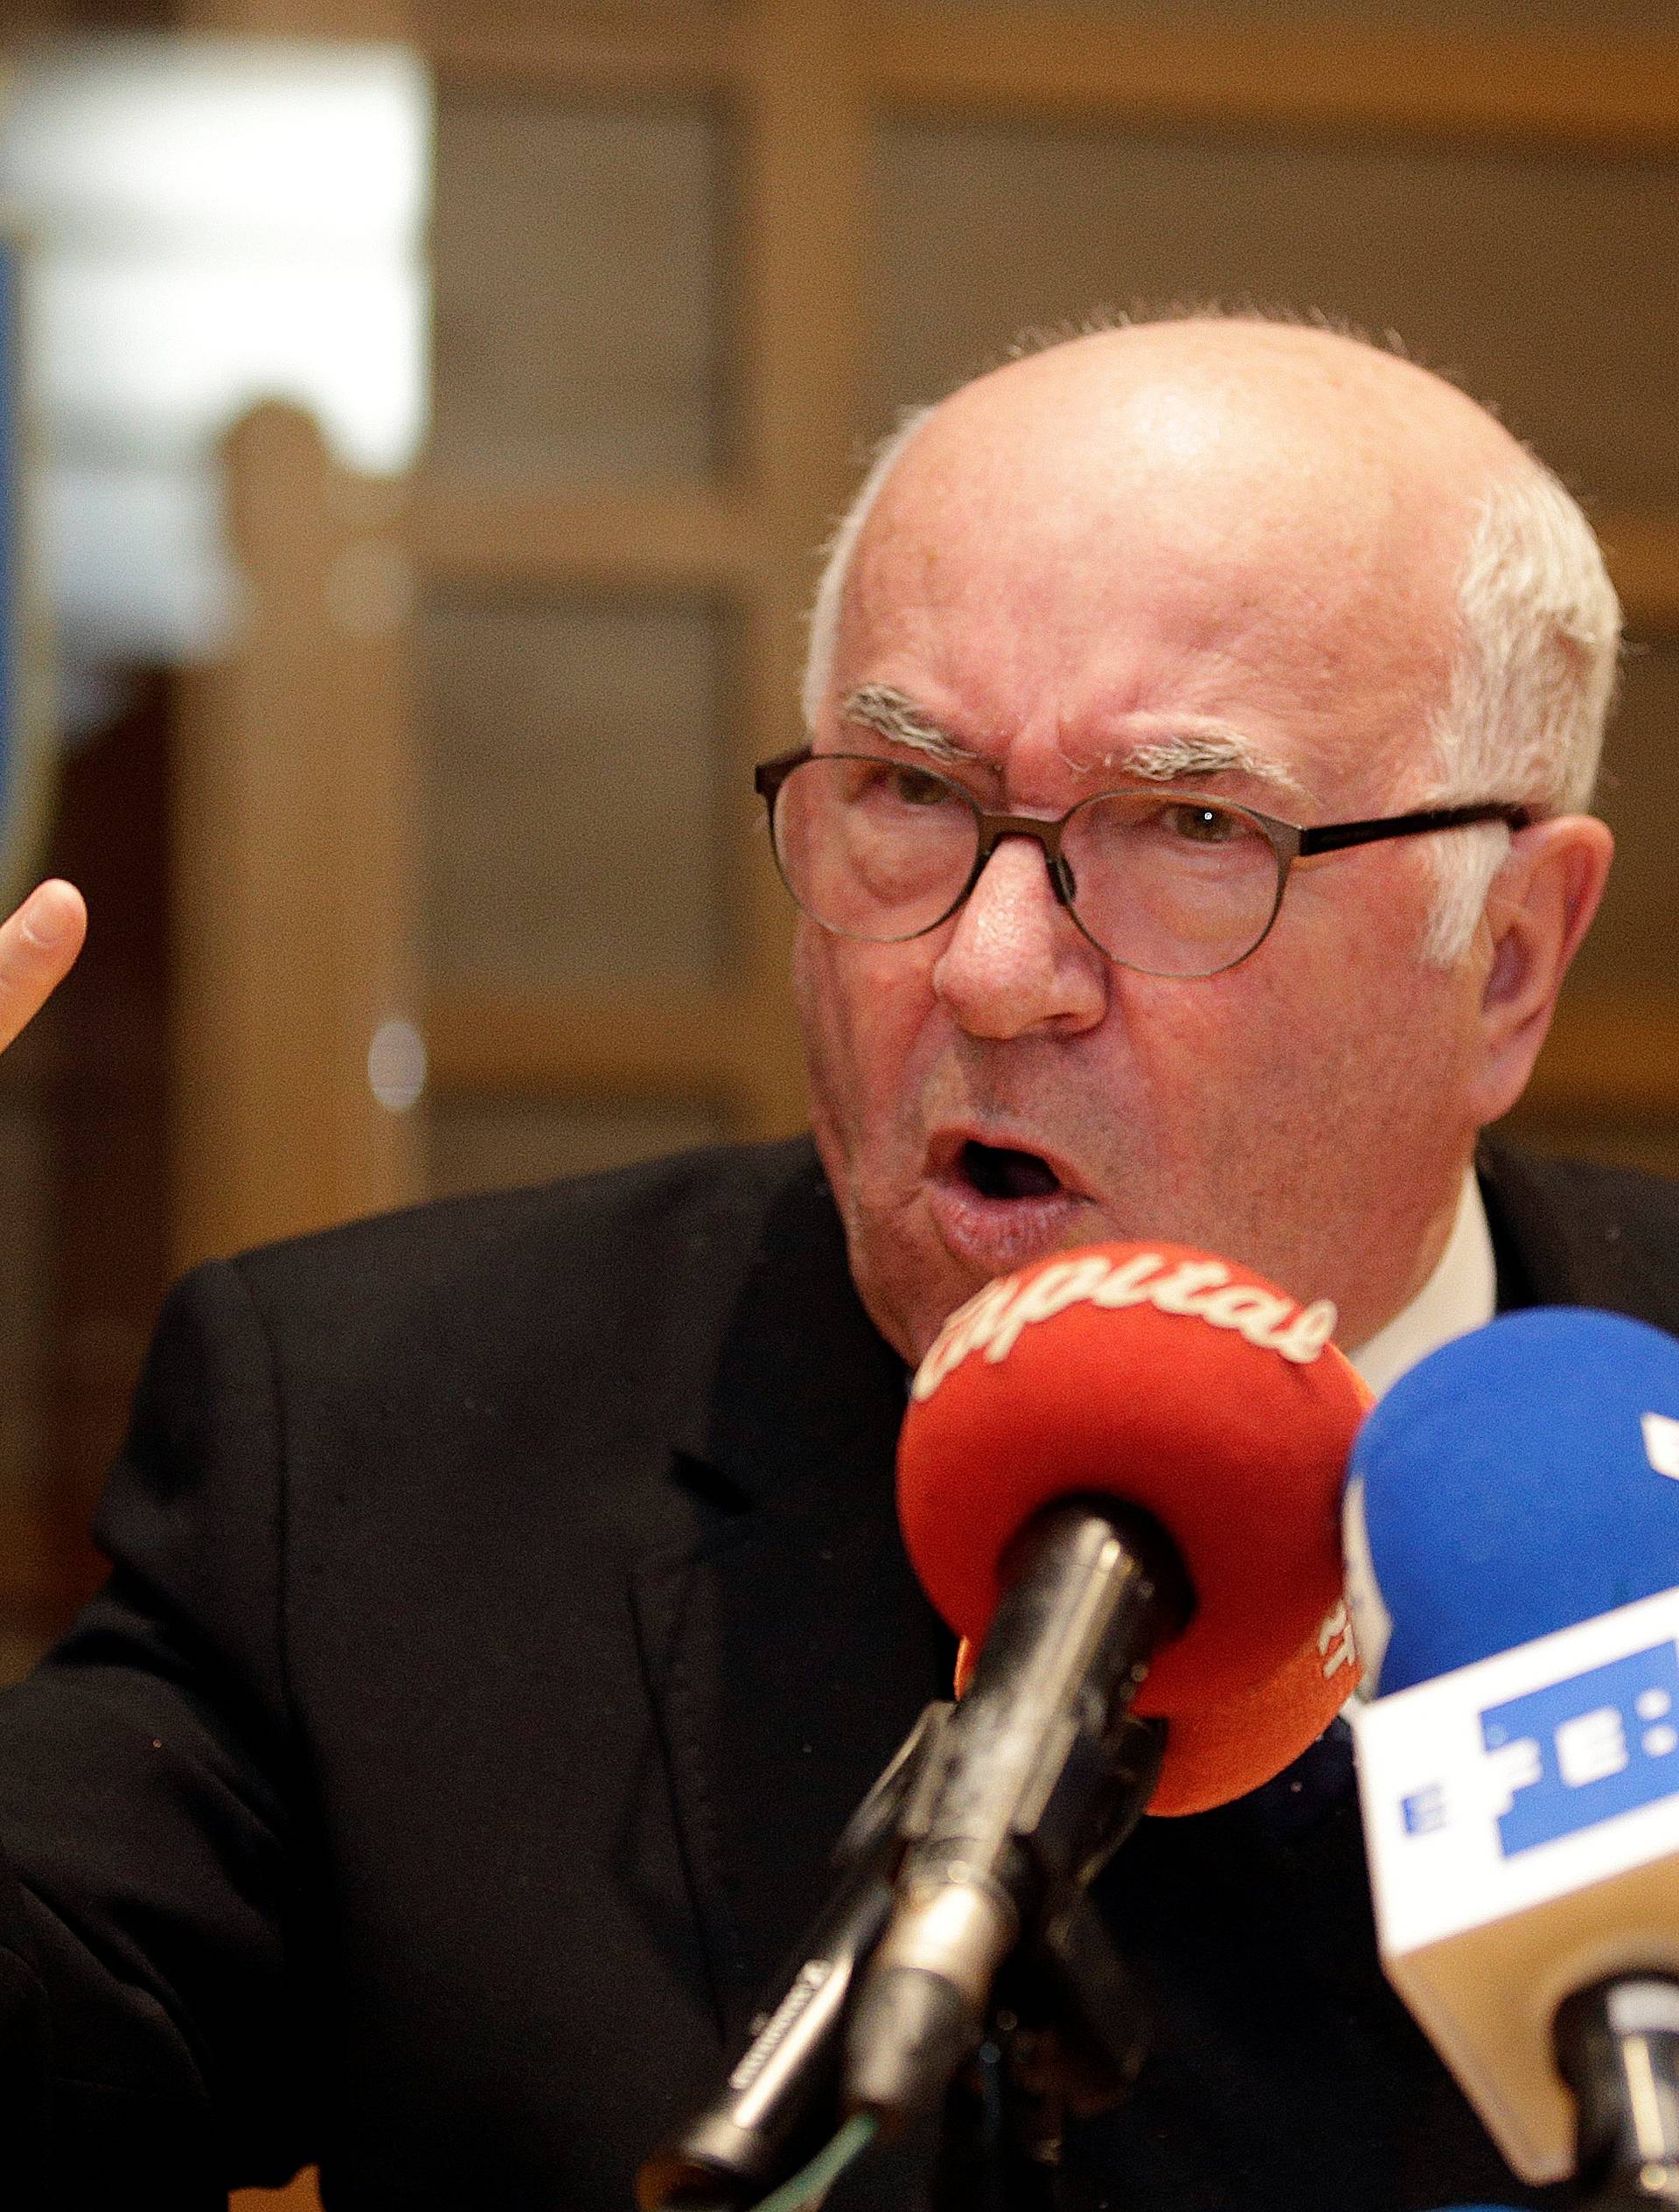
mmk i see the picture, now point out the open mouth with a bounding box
[925,1134,1088,1274]
[958,1140,1066,1202]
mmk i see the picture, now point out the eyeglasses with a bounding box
[755,749,1531,979]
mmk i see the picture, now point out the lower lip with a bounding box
[923,1174,1091,1278]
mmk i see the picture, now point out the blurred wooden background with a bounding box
[0,12,1676,2196]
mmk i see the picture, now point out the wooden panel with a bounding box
[411,481,762,590]
[726,0,869,1135]
[428,984,759,1099]
[424,981,1679,1120]
[173,406,423,1271]
[867,8,1679,149]
[410,485,1679,632]
[421,1,1679,147]
[1511,593,1679,1135]
[430,89,728,484]
[870,124,1679,506]
[3,0,171,26]
[176,0,415,32]
[429,1089,728,1197]
[1524,991,1679,1116]
[1596,509,1679,632]
[1496,1109,1679,1183]
[1569,631,1679,999]
[420,590,729,994]
[428,16,736,96]
[915,0,1679,24]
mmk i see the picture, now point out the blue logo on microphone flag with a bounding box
[1482,1641,1679,1857]
[1400,1782,1448,1837]
[0,226,52,911]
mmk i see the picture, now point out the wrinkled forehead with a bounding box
[834,351,1488,762]
[867,354,1475,607]
[876,324,1514,527]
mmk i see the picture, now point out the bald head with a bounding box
[804,319,1617,890]
[890,318,1526,528]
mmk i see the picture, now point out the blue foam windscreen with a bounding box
[1351,1308,1679,1696]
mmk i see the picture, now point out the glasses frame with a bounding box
[754,746,1534,977]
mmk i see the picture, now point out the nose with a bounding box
[930,834,1108,1039]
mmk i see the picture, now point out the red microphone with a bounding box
[907,1239,1369,1812]
[844,1240,1370,2125]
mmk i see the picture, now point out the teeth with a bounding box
[963,1141,1062,1201]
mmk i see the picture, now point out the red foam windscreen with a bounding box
[902,1243,1371,1814]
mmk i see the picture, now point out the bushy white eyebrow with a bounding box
[1109,733,1313,808]
[842,686,1314,810]
[840,685,983,766]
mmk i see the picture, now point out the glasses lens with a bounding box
[1062,792,1284,975]
[771,755,979,942]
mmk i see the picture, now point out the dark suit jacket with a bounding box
[0,1134,1676,2212]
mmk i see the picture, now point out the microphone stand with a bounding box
[929,1727,1163,2212]
[637,1699,1161,2212]
[636,1707,945,2212]
[639,1495,1174,2212]
[932,1942,1142,2212]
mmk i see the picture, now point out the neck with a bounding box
[1347,1165,1495,1398]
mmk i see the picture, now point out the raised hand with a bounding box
[0,879,87,1055]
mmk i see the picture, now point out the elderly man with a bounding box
[0,318,1675,2212]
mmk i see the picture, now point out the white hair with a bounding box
[801,406,931,736]
[1418,464,1620,962]
[798,346,1620,970]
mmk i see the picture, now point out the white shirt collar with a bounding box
[1347,1166,1496,1402]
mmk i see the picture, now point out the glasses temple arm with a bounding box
[1297,804,1531,858]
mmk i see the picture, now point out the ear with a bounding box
[1467,813,1614,1127]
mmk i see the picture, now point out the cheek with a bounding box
[791,925,857,1102]
[1122,896,1442,1136]
[1222,907,1470,1122]
[1238,861,1432,1025]
[791,928,930,1149]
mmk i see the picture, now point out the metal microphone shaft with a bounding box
[843,1497,1190,2129]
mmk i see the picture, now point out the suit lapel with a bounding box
[629,1148,951,2034]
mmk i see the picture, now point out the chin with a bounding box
[839,1214,971,1369]
[845,1212,1102,1370]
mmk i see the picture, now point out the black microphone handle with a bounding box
[843,1496,1191,2131]
[636,1864,895,2212]
[637,1705,947,2212]
[1557,1978,1679,2209]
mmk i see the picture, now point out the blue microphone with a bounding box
[1348,1308,1679,1697]
[1345,1309,1679,2205]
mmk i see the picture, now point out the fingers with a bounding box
[0,879,87,1054]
